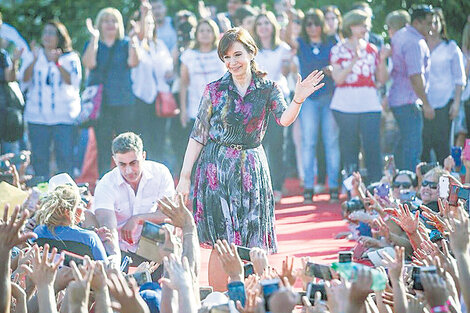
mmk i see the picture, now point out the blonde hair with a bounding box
[342,9,370,38]
[385,10,410,32]
[95,7,125,40]
[36,185,81,232]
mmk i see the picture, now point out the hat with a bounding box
[48,173,79,192]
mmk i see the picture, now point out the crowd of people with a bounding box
[1,0,470,312]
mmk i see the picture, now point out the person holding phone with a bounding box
[176,27,324,290]
[32,184,107,262]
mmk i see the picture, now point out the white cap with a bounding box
[48,173,79,193]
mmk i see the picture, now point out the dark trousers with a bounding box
[134,98,167,163]
[333,111,382,183]
[28,123,75,178]
[94,105,137,178]
[263,120,285,191]
[422,101,452,164]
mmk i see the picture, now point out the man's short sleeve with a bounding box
[403,40,426,77]
[93,179,115,212]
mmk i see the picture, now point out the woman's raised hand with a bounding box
[293,70,324,103]
[86,18,99,38]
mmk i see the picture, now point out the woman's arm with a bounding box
[179,138,203,181]
[331,59,357,85]
[56,63,72,85]
[82,36,99,70]
[285,10,299,51]
[179,63,190,128]
[127,37,140,68]
[280,70,325,126]
[375,50,389,86]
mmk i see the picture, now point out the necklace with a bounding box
[311,42,321,55]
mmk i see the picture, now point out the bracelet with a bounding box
[430,305,449,313]
[183,232,193,237]
[293,98,304,105]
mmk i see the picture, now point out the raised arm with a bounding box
[94,209,121,265]
[82,18,100,70]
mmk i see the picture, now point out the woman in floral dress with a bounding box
[176,27,324,288]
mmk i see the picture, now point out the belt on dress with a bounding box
[210,139,260,151]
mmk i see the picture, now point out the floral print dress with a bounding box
[191,72,288,253]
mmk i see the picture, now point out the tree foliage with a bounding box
[0,0,468,53]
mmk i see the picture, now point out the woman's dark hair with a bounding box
[45,20,73,52]
[252,11,282,51]
[300,8,329,44]
[393,170,418,187]
[433,8,449,42]
[233,5,257,27]
[217,27,267,78]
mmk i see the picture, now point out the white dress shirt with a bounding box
[93,160,175,252]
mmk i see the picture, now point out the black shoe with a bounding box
[303,188,314,203]
[330,189,339,202]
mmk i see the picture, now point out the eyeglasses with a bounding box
[306,22,320,28]
[421,180,438,189]
[392,181,412,189]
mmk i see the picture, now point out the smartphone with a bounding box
[296,291,306,305]
[343,175,354,191]
[464,139,470,161]
[227,281,246,307]
[200,286,213,301]
[141,221,166,243]
[126,270,152,286]
[412,266,437,290]
[0,173,13,184]
[451,146,463,167]
[338,251,353,263]
[420,162,439,175]
[399,190,416,202]
[25,176,47,188]
[375,183,390,198]
[438,176,450,199]
[244,262,254,278]
[306,283,327,303]
[0,160,9,171]
[236,246,251,261]
[210,304,230,313]
[261,278,280,312]
[9,153,27,164]
[305,262,333,280]
[62,250,86,267]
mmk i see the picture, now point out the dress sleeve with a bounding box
[190,84,213,145]
[269,82,288,126]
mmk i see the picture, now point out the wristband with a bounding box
[293,98,304,105]
[430,305,449,313]
[55,61,61,68]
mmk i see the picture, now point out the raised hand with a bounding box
[249,247,269,275]
[107,271,149,313]
[236,290,262,313]
[21,244,63,288]
[444,203,470,254]
[391,204,419,234]
[160,254,193,292]
[0,205,36,251]
[214,239,244,282]
[293,70,325,103]
[381,246,404,282]
[158,194,195,231]
[86,18,99,38]
[281,256,296,286]
[67,259,95,306]
[421,272,448,308]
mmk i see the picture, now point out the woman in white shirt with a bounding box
[177,18,226,169]
[130,6,173,162]
[253,11,292,201]
[21,21,81,178]
[423,8,466,164]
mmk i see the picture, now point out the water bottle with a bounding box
[331,262,387,291]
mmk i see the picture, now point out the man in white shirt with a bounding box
[94,132,175,264]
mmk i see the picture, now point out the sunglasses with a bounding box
[392,181,412,189]
[422,180,438,189]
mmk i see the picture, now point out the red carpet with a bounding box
[198,178,355,285]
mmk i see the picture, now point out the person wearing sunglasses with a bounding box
[391,170,417,200]
[419,166,448,211]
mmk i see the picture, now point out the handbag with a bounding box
[155,91,179,117]
[76,44,115,127]
[1,81,25,142]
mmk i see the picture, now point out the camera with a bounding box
[448,184,470,211]
[305,262,333,280]
[344,198,365,213]
[236,246,251,261]
[338,251,353,263]
[260,278,280,312]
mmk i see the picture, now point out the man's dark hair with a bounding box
[409,4,434,23]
